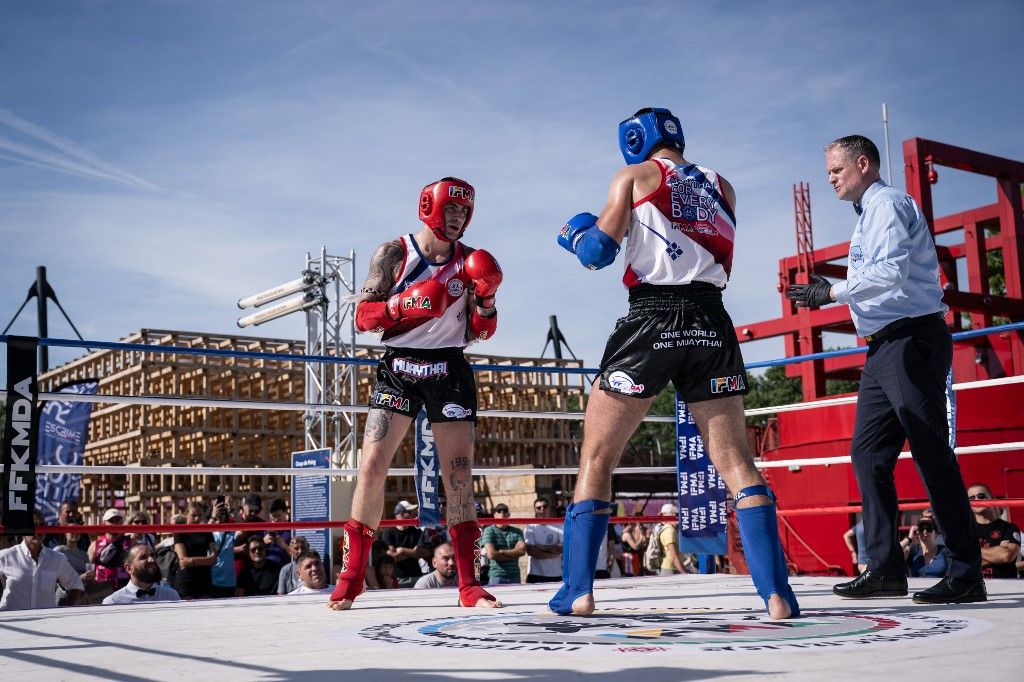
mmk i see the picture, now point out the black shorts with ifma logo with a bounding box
[598,283,749,403]
[371,346,478,422]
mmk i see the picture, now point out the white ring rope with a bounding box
[2,373,1022,423]
[3,441,1022,477]
[3,367,1020,478]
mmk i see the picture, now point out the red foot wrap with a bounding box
[329,519,374,603]
[449,520,498,607]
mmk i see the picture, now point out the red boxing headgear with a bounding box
[419,177,475,242]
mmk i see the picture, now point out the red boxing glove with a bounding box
[469,308,497,341]
[464,249,503,299]
[386,278,447,321]
[355,278,447,333]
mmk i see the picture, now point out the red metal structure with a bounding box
[736,138,1024,575]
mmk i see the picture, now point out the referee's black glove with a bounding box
[785,273,834,308]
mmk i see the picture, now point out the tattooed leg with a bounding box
[349,408,412,528]
[435,420,501,608]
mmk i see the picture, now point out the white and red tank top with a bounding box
[382,234,471,348]
[622,158,736,288]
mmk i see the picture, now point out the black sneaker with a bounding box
[912,576,987,604]
[833,570,908,599]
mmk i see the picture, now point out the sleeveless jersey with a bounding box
[622,158,736,288]
[382,234,471,348]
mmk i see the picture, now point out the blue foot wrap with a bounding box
[548,499,610,615]
[736,485,801,617]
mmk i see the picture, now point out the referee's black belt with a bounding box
[863,311,945,343]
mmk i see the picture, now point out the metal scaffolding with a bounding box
[303,247,358,468]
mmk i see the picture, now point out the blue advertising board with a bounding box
[35,380,98,524]
[291,448,331,562]
[675,396,727,560]
[413,409,441,528]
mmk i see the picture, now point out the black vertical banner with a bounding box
[2,336,40,535]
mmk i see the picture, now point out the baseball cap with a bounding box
[102,508,124,522]
[493,503,510,514]
[394,500,418,516]
[244,493,263,509]
[659,503,678,515]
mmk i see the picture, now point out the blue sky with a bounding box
[2,1,1022,380]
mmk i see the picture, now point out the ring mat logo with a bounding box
[357,608,978,654]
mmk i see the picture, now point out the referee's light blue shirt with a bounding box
[831,180,947,337]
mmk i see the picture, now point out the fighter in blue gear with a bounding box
[549,107,799,620]
[618,107,685,165]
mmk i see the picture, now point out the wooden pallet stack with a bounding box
[38,329,586,522]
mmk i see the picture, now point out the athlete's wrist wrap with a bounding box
[449,520,498,607]
[735,485,801,617]
[329,519,375,603]
[575,227,620,270]
[548,499,610,615]
[469,307,497,341]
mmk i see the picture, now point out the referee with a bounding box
[786,134,984,604]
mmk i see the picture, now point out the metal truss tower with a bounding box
[304,247,359,468]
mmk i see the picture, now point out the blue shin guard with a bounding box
[735,485,800,617]
[548,499,610,615]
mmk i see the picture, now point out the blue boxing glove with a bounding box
[556,212,620,270]
[558,212,598,253]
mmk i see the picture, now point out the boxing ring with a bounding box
[1,576,1021,680]
[2,325,1024,680]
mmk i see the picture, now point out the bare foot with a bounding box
[767,594,792,620]
[327,599,354,611]
[570,593,594,615]
[474,597,503,608]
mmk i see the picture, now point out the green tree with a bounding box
[624,386,676,467]
[744,366,802,427]
[744,362,858,427]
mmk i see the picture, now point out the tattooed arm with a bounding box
[354,240,405,332]
[356,240,404,303]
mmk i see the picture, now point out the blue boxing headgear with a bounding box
[618,107,685,165]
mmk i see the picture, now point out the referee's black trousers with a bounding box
[850,316,982,579]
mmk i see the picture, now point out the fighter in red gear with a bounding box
[330,177,501,611]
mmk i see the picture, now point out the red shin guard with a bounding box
[329,519,374,603]
[449,520,497,607]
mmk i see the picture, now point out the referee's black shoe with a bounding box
[833,570,908,599]
[912,576,987,604]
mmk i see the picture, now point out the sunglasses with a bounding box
[494,509,510,514]
[917,526,936,533]
[131,519,147,524]
[968,492,990,500]
[249,547,266,554]
[535,505,548,510]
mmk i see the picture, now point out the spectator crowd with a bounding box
[3,485,1020,613]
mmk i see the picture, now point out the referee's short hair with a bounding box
[826,135,881,168]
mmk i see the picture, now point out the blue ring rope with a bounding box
[1,320,1022,375]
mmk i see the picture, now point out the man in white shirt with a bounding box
[288,550,333,595]
[414,543,458,589]
[102,545,180,605]
[525,497,563,583]
[0,512,84,611]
